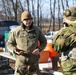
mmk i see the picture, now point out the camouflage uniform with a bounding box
[52,7,76,75]
[6,12,47,75]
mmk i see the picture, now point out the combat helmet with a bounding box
[21,11,33,21]
[63,7,76,21]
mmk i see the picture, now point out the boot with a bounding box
[28,64,40,75]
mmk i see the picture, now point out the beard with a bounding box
[22,22,33,29]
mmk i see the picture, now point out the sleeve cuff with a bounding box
[37,47,42,52]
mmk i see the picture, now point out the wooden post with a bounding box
[52,56,59,71]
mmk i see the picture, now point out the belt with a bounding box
[14,48,31,57]
[22,52,30,57]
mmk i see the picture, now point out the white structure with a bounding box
[45,31,58,43]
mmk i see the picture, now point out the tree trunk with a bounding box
[31,0,36,25]
[53,0,56,31]
[66,0,69,8]
[37,0,39,26]
[2,0,8,20]
[61,0,64,11]
[58,0,61,30]
[26,0,29,12]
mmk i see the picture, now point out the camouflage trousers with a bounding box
[61,59,76,75]
[14,54,40,75]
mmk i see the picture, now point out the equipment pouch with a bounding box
[29,54,40,64]
[61,59,73,72]
[68,48,76,60]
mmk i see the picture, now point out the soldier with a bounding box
[6,11,47,75]
[52,7,76,75]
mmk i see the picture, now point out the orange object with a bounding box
[38,51,49,63]
[38,41,40,46]
[44,43,58,59]
[38,41,49,63]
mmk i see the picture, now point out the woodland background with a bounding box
[0,0,76,33]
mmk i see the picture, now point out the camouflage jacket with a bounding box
[6,24,47,53]
[52,23,76,53]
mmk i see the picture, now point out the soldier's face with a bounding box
[23,19,32,27]
[63,18,76,24]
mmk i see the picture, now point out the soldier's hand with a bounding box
[13,49,24,55]
[32,49,40,55]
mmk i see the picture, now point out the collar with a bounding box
[20,23,35,32]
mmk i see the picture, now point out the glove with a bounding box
[32,48,40,55]
[13,48,24,55]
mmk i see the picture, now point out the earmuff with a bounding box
[63,9,71,17]
[63,22,69,27]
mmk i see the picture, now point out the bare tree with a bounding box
[26,0,30,12]
[52,0,56,31]
[0,0,76,33]
[58,0,61,29]
[2,0,8,20]
[31,0,36,24]
[61,0,64,11]
[16,0,24,22]
[66,0,69,8]
[2,0,14,20]
[6,0,12,20]
[18,0,24,12]
[39,0,42,28]
[10,0,18,21]
[37,0,39,26]
[49,0,52,31]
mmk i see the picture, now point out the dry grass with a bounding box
[40,24,63,34]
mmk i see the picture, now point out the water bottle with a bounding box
[48,57,52,68]
[4,31,9,52]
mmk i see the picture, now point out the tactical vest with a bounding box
[62,26,76,60]
[52,24,76,61]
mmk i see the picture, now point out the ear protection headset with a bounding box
[63,9,71,17]
[63,7,76,17]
